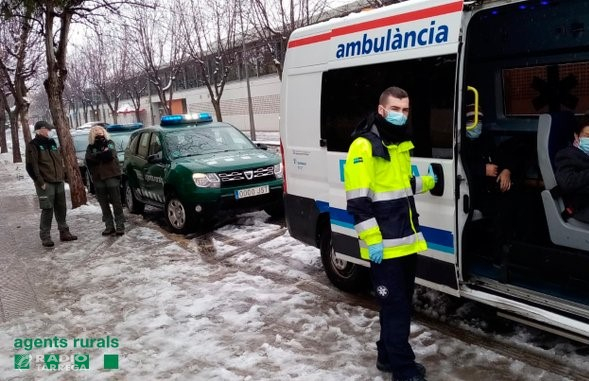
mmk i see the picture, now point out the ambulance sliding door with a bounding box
[323,0,464,296]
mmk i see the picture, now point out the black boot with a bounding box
[102,227,115,236]
[60,229,78,241]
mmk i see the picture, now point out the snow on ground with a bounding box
[0,150,584,381]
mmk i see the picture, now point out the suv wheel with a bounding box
[165,195,194,233]
[320,224,368,292]
[125,182,145,214]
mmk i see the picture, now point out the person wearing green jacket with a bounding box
[85,125,125,235]
[25,121,78,247]
[344,87,436,381]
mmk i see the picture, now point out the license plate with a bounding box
[235,185,270,199]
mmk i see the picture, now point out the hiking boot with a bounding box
[59,229,78,241]
[41,238,54,247]
[102,227,116,236]
[115,226,125,236]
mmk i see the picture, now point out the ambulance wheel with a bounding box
[320,225,367,292]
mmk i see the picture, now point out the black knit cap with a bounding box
[34,121,53,130]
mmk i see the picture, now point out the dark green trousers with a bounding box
[94,177,124,229]
[35,182,68,240]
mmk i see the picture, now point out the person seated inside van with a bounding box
[555,116,589,224]
[462,104,522,259]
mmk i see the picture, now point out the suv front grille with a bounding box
[218,166,274,187]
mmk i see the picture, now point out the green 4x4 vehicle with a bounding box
[122,113,284,233]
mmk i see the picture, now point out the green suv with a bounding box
[122,113,284,233]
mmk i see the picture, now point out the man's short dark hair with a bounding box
[34,121,53,131]
[576,114,589,135]
[379,86,408,106]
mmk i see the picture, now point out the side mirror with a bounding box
[256,143,268,150]
[147,152,162,163]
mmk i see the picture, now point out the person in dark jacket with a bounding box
[462,104,522,260]
[25,121,78,247]
[85,125,125,235]
[555,117,589,223]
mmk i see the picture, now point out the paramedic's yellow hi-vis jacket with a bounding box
[344,131,435,260]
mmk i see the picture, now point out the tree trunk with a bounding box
[0,96,7,153]
[19,107,32,144]
[9,112,22,163]
[212,99,222,122]
[44,78,87,208]
[135,109,141,123]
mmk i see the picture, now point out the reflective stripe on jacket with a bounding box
[344,130,435,260]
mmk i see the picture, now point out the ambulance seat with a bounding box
[537,113,589,251]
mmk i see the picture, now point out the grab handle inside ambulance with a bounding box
[429,163,444,196]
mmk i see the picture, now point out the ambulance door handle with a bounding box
[319,138,327,147]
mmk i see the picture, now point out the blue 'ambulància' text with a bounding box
[336,20,449,59]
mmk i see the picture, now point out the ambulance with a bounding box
[280,0,589,341]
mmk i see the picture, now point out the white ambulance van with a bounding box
[280,0,589,342]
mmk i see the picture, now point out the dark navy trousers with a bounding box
[371,253,419,380]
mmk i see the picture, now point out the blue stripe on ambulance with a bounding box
[318,201,454,254]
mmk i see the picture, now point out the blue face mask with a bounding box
[466,122,482,139]
[579,137,589,155]
[385,110,407,126]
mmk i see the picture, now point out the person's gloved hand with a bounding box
[368,242,384,264]
[428,164,438,184]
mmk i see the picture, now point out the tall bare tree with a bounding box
[0,81,11,155]
[0,88,7,153]
[80,28,129,124]
[124,74,147,123]
[129,2,185,117]
[63,50,88,127]
[178,0,240,121]
[250,0,328,80]
[0,4,41,161]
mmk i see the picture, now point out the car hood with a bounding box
[171,149,279,172]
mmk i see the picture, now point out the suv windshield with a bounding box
[165,125,256,158]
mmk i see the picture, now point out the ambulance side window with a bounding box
[321,54,457,158]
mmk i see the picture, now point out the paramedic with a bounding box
[344,86,435,381]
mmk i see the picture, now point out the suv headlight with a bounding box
[192,173,221,188]
[273,163,283,179]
